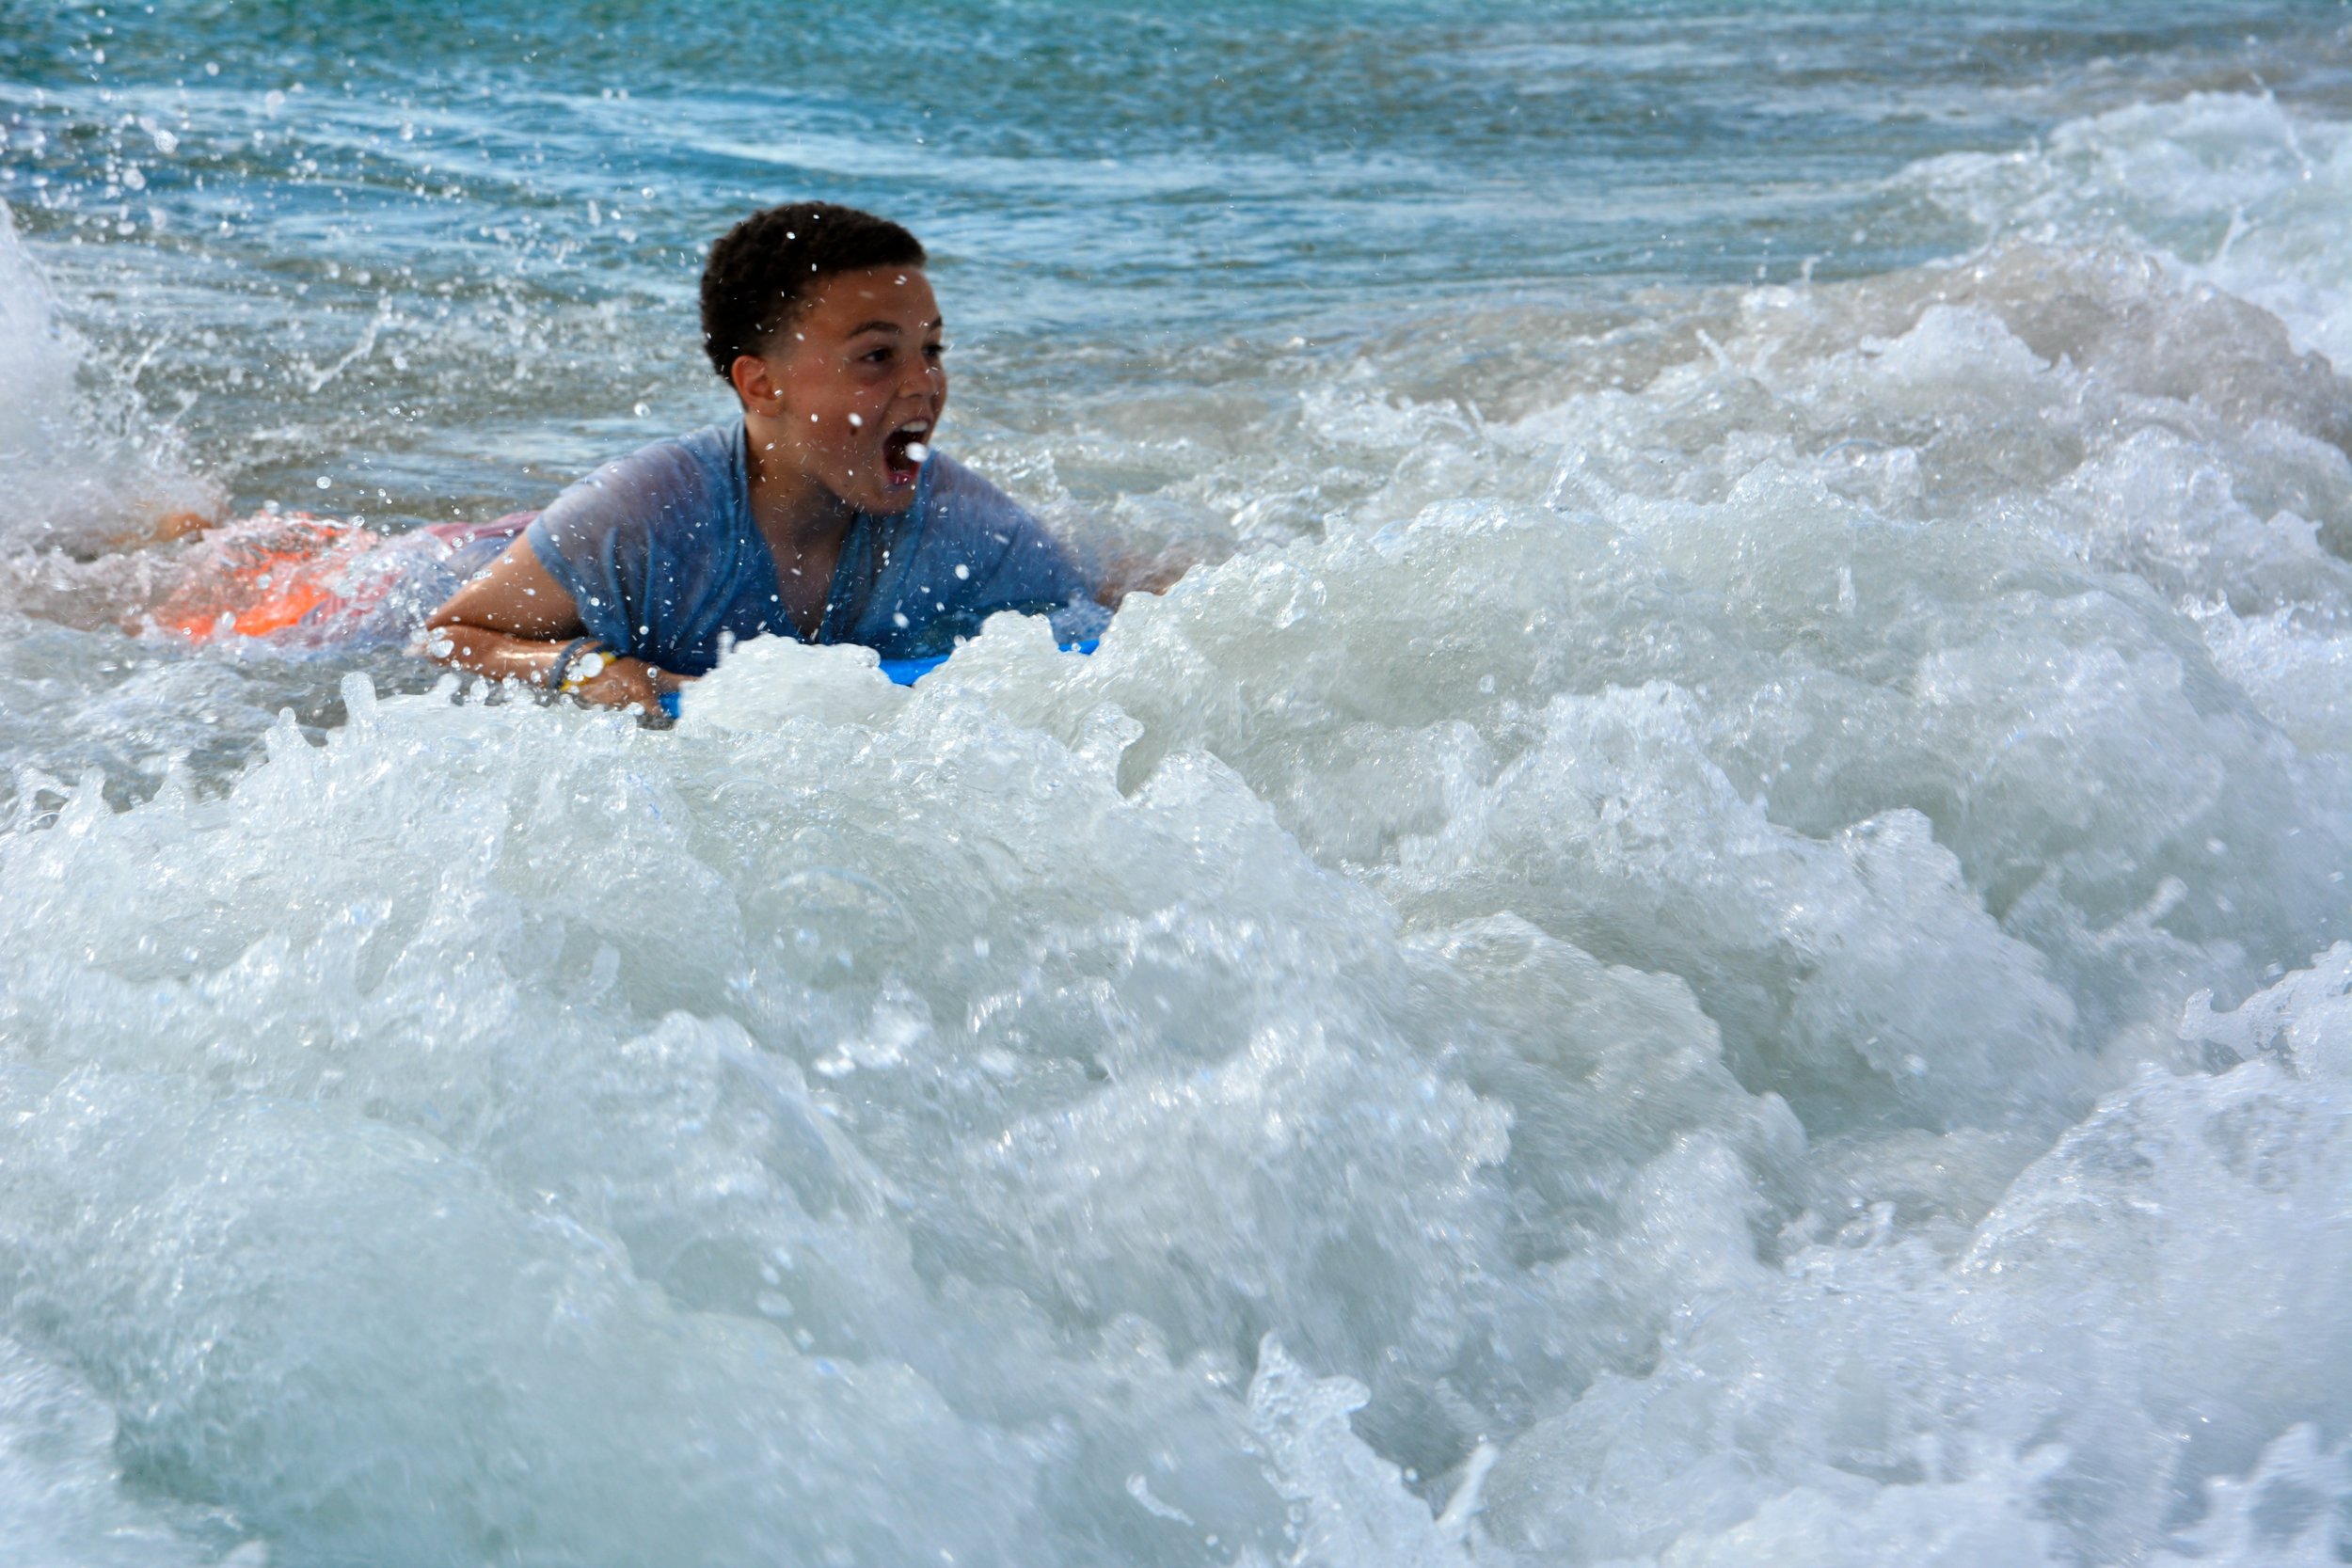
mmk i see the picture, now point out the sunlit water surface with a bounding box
[3,3,2352,1564]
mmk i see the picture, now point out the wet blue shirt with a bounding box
[523,422,1102,675]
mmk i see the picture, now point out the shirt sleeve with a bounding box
[523,440,714,661]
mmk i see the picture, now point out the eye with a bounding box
[861,346,892,365]
[924,341,946,363]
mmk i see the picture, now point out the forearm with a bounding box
[423,621,577,687]
[419,539,684,712]
[423,621,682,713]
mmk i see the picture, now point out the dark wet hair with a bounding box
[699,202,928,378]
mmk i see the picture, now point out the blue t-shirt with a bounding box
[523,422,1102,675]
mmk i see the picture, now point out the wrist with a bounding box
[544,637,610,694]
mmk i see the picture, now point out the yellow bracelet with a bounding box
[560,650,608,694]
[545,638,607,694]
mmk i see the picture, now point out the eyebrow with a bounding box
[847,317,946,337]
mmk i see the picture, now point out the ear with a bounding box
[730,352,786,415]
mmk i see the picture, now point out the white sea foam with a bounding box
[0,90,2349,1566]
[1904,91,2352,369]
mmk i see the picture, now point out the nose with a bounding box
[899,351,944,406]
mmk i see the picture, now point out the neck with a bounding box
[742,417,855,557]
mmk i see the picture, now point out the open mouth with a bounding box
[882,420,931,488]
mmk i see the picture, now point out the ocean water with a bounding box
[4,2,2352,1563]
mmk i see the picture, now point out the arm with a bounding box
[424,539,685,712]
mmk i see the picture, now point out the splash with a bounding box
[0,202,215,555]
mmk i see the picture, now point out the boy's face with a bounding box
[736,264,947,515]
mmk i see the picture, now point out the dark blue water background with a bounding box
[5,2,2344,515]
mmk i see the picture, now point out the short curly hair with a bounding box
[699,202,927,378]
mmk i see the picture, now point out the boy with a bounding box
[425,202,1104,711]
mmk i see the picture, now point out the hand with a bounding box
[569,655,687,714]
[150,509,215,544]
[1091,545,1192,610]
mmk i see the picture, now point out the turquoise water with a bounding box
[8,2,2346,517]
[4,4,2352,1564]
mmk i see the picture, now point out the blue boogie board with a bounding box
[878,637,1100,687]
